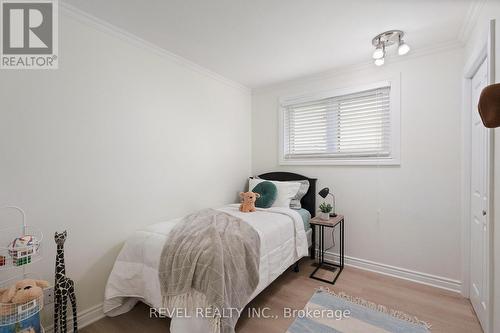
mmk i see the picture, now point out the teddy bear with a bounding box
[239,191,260,213]
[0,279,49,316]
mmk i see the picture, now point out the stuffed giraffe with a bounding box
[54,231,78,333]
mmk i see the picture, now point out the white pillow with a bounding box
[248,178,301,208]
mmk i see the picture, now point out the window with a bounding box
[279,81,400,165]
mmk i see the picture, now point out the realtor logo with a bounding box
[1,0,58,69]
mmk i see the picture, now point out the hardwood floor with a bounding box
[81,259,482,333]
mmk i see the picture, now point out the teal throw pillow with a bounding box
[251,181,277,208]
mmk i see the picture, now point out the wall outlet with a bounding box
[44,286,55,305]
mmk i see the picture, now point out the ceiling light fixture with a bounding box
[398,40,410,55]
[371,30,410,66]
[372,45,385,59]
[374,58,385,66]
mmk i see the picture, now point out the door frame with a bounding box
[461,19,495,333]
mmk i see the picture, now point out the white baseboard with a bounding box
[44,303,105,333]
[320,250,462,293]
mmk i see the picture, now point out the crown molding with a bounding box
[253,39,464,94]
[59,2,250,94]
[458,0,487,44]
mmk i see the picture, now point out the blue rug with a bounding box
[287,289,431,333]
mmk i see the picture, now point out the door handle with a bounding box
[482,210,487,216]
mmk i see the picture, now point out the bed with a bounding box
[103,172,317,332]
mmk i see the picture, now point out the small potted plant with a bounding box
[318,202,332,221]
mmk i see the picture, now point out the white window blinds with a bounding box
[282,85,392,161]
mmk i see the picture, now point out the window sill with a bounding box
[279,157,401,166]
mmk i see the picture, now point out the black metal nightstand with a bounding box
[310,214,344,284]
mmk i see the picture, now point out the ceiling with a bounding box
[62,0,473,88]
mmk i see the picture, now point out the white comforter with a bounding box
[103,205,309,331]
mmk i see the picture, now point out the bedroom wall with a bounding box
[464,3,500,332]
[251,47,464,288]
[0,6,251,327]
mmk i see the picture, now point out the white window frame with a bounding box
[278,78,401,166]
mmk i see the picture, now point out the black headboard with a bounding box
[258,172,317,218]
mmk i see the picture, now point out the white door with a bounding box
[469,58,489,331]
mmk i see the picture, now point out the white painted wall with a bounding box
[0,8,251,326]
[464,2,500,332]
[252,47,464,285]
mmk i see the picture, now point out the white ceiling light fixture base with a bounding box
[372,30,404,48]
[371,30,410,66]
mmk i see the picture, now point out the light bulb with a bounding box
[374,58,384,66]
[398,42,410,55]
[372,47,384,59]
